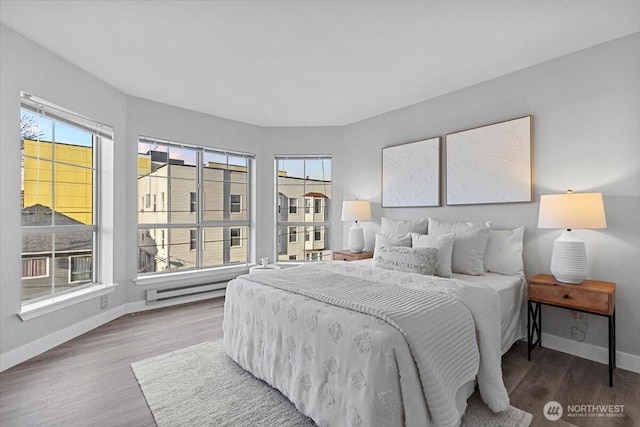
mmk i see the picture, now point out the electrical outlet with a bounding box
[100,295,108,310]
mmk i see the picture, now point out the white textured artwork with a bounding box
[382,137,440,207]
[446,116,532,205]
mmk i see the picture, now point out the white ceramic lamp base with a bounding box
[347,222,365,253]
[550,230,588,284]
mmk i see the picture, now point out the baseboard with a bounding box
[541,332,640,374]
[0,305,126,373]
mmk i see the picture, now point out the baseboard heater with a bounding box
[146,282,227,305]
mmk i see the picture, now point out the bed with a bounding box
[223,260,524,427]
[224,217,525,426]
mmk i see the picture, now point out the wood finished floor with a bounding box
[0,298,638,427]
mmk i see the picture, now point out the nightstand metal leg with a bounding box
[527,301,541,361]
[608,311,616,387]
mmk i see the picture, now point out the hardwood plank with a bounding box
[1,297,638,427]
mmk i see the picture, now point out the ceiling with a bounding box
[1,1,639,127]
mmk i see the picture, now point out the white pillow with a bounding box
[428,218,492,275]
[484,226,524,276]
[374,245,439,276]
[374,233,412,255]
[411,232,455,278]
[381,217,428,235]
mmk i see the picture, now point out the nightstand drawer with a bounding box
[528,282,611,315]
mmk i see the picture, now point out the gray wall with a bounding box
[1,22,638,364]
[343,33,640,357]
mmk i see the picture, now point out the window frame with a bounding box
[20,93,109,305]
[230,194,242,214]
[137,136,253,276]
[275,155,332,263]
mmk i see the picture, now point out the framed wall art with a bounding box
[382,137,440,207]
[446,115,532,205]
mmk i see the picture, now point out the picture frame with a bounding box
[445,116,532,205]
[382,137,440,207]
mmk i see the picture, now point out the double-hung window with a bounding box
[20,94,111,302]
[137,137,253,274]
[275,156,331,261]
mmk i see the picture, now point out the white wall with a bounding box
[343,33,640,359]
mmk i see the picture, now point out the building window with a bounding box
[230,227,242,247]
[153,194,157,212]
[137,137,253,274]
[189,229,197,251]
[276,156,331,262]
[145,194,151,208]
[230,194,242,214]
[69,255,92,283]
[20,93,111,302]
[190,192,197,213]
[289,198,298,214]
[289,255,297,261]
[22,257,49,279]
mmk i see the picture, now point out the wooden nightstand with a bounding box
[527,274,616,386]
[332,250,373,262]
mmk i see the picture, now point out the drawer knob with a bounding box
[563,294,569,299]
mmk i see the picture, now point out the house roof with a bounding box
[21,204,92,254]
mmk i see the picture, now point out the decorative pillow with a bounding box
[411,232,455,278]
[381,217,428,235]
[374,233,412,255]
[374,245,439,276]
[428,218,492,275]
[484,226,525,276]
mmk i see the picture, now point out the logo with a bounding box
[544,401,563,421]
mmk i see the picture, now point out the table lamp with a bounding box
[341,200,371,253]
[538,190,607,283]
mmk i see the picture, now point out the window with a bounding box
[153,194,157,212]
[69,255,92,283]
[289,255,297,261]
[22,258,49,279]
[276,156,331,262]
[137,137,253,274]
[230,194,242,214]
[145,194,151,208]
[189,192,197,213]
[189,229,197,251]
[289,198,298,214]
[230,227,242,247]
[20,93,111,302]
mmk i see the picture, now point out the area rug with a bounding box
[132,340,533,427]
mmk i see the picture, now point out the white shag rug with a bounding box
[132,340,532,427]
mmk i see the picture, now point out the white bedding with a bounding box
[224,261,510,427]
[355,260,526,354]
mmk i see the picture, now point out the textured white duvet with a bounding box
[223,262,509,427]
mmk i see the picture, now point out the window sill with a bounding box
[18,283,118,321]
[133,264,251,288]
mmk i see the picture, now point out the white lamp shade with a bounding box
[538,192,606,229]
[538,191,607,284]
[341,201,372,222]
